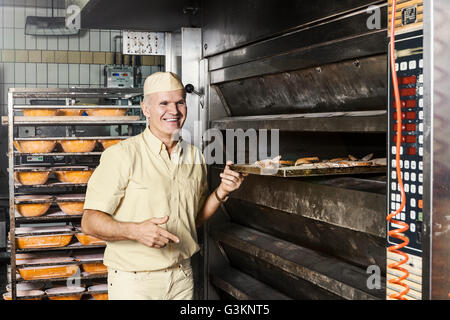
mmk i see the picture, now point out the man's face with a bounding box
[141,89,187,138]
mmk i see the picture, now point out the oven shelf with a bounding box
[230,161,386,178]
[210,110,387,132]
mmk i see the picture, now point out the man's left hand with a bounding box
[217,161,248,198]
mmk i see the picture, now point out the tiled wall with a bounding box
[0,1,164,116]
[0,1,165,192]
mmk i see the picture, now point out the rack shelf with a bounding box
[6,88,141,299]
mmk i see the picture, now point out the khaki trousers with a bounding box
[107,259,194,300]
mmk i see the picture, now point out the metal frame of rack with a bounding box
[6,87,144,300]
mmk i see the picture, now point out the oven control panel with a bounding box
[387,30,424,256]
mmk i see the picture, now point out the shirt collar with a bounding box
[143,126,183,157]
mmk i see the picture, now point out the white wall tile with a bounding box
[100,31,110,52]
[35,7,46,17]
[89,64,100,85]
[58,64,68,84]
[3,7,14,27]
[25,6,36,18]
[14,6,26,28]
[25,34,36,50]
[80,64,89,84]
[25,63,36,84]
[15,63,26,83]
[35,36,46,50]
[58,36,68,50]
[4,63,14,83]
[3,84,11,105]
[48,63,57,84]
[68,35,79,51]
[0,29,3,50]
[26,0,36,8]
[36,63,47,84]
[3,29,14,49]
[47,37,57,50]
[89,30,99,51]
[79,30,89,50]
[14,29,26,50]
[68,64,79,85]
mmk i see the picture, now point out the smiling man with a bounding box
[81,72,246,300]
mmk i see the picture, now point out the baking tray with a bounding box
[230,160,386,178]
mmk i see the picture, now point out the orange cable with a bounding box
[386,0,410,300]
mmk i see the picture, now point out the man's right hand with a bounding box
[131,216,180,249]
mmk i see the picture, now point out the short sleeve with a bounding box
[83,144,131,215]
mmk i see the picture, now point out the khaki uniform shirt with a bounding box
[83,127,209,272]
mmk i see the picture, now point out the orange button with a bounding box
[418,200,423,209]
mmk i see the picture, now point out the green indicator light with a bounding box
[418,212,423,221]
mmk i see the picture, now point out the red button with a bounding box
[406,112,416,119]
[400,88,417,96]
[392,112,406,120]
[407,147,416,155]
[406,100,417,108]
[406,135,416,143]
[401,76,417,85]
[393,135,406,143]
[406,123,416,131]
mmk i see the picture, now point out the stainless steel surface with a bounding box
[80,0,201,31]
[202,0,386,57]
[212,223,384,300]
[213,55,387,116]
[211,167,386,237]
[210,267,292,300]
[211,110,387,132]
[203,1,389,300]
[424,0,450,300]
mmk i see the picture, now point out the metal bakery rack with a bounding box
[5,87,145,300]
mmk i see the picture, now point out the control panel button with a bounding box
[419,59,423,68]
[419,87,423,95]
[418,199,423,209]
[411,161,416,170]
[419,98,424,108]
[410,198,416,207]
[409,60,416,70]
[411,210,416,220]
[404,172,410,181]
[411,172,416,181]
[419,185,423,195]
[396,194,401,202]
[391,171,397,179]
[395,63,399,71]
[405,184,410,193]
[392,182,397,191]
[419,147,423,156]
[411,184,416,194]
[419,173,423,182]
[419,123,424,132]
[400,62,407,71]
[401,212,406,221]
[404,160,410,169]
[410,223,416,232]
[419,135,423,144]
[419,161,423,170]
[400,88,417,97]
[407,147,416,155]
[392,159,396,168]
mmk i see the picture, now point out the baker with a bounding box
[81,72,247,300]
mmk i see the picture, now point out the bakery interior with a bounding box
[0,0,448,300]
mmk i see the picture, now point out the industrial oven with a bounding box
[174,0,448,300]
